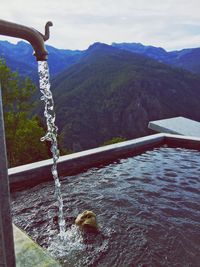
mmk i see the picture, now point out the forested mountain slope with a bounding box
[51,43,200,151]
[112,42,200,74]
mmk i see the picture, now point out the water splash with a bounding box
[47,225,85,263]
[47,224,110,266]
[38,61,65,239]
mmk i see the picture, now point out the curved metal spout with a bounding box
[0,19,53,61]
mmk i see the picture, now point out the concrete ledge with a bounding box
[8,133,200,191]
[9,134,165,190]
[148,116,200,137]
[14,225,60,267]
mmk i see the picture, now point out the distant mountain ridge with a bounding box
[1,40,200,81]
[112,42,168,61]
[112,42,200,74]
[0,40,83,80]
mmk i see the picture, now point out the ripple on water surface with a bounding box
[11,147,200,267]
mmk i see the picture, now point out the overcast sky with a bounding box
[1,0,200,51]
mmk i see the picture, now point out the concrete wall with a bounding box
[9,133,200,191]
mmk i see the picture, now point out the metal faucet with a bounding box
[0,19,53,61]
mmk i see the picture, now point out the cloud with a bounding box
[1,0,200,50]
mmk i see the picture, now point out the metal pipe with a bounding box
[0,83,16,267]
[0,19,53,266]
[0,19,53,61]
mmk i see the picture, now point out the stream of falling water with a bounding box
[38,61,65,239]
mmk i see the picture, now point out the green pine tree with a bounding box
[0,58,50,167]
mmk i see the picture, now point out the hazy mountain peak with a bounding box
[88,42,112,51]
[17,40,29,46]
[112,42,167,57]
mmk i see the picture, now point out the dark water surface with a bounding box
[11,147,200,267]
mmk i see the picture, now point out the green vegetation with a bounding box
[0,59,50,167]
[103,137,127,146]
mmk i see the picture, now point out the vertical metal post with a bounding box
[0,84,16,267]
